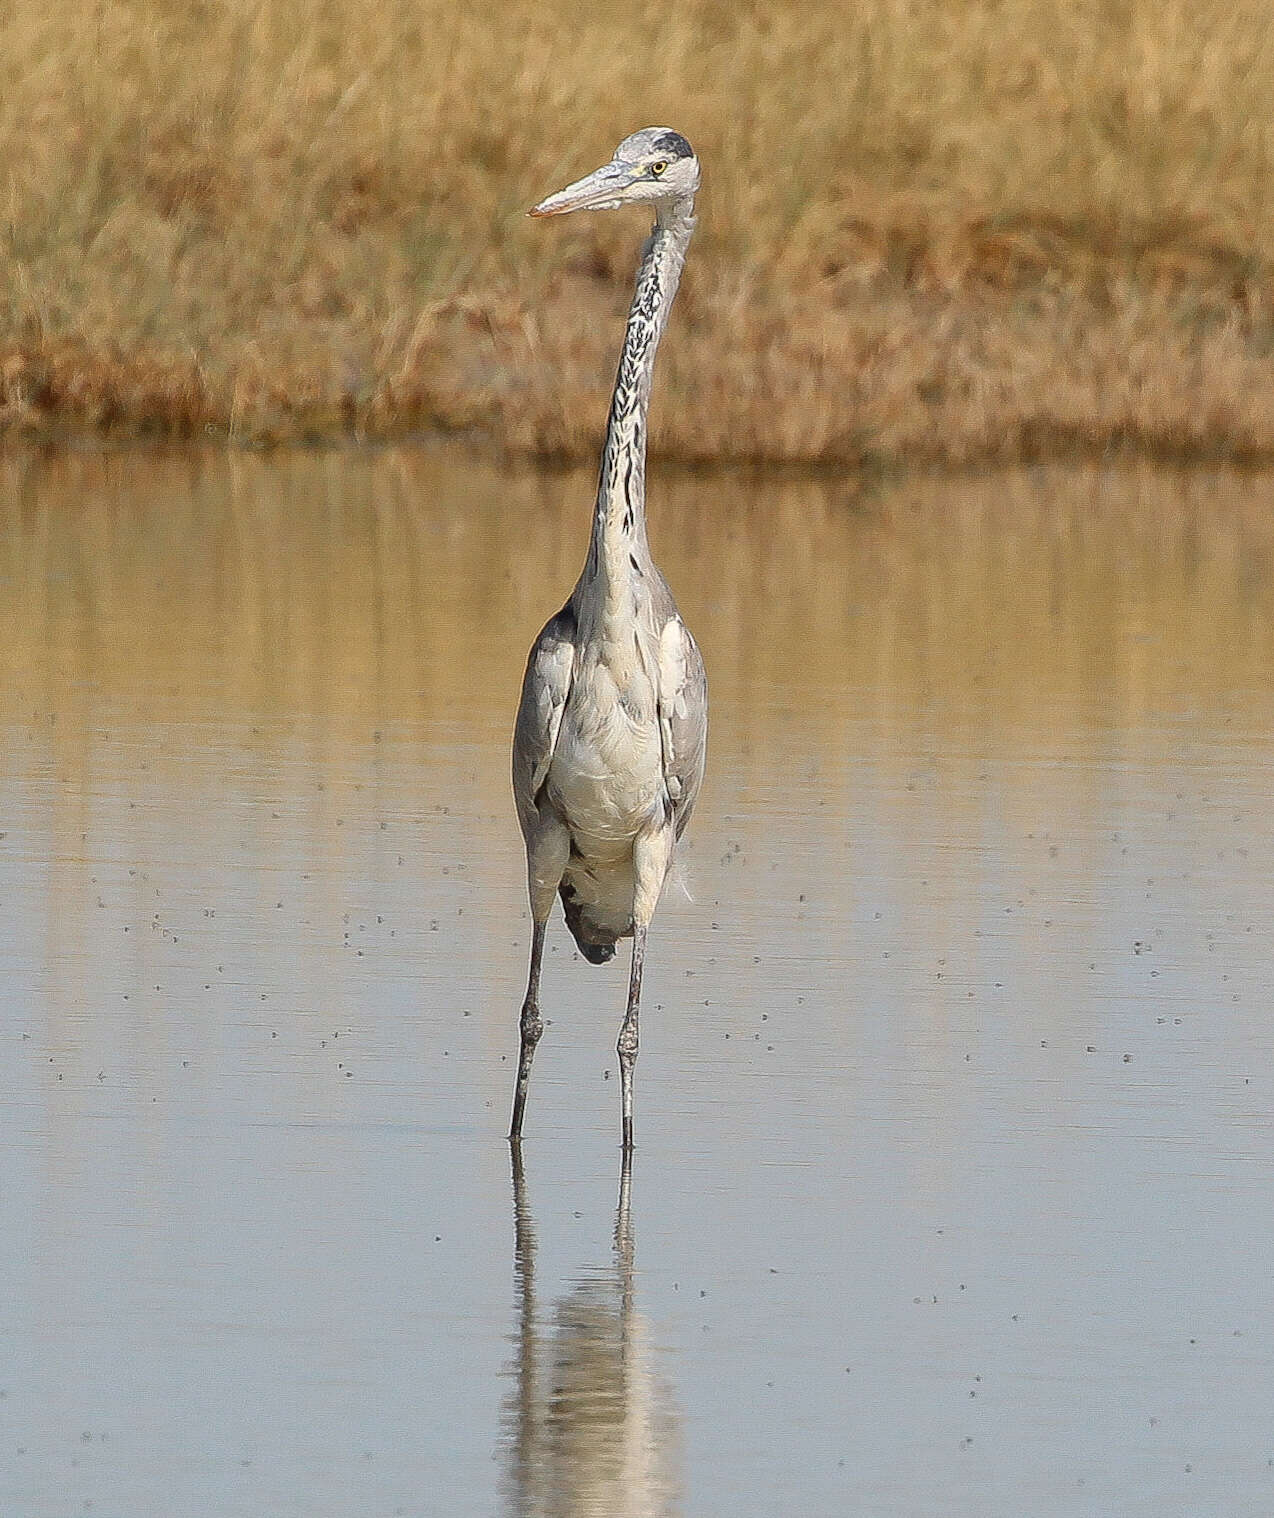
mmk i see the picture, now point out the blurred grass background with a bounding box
[4,0,1274,463]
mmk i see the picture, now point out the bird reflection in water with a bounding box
[502,1151,682,1517]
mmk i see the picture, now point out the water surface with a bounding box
[2,447,1273,1516]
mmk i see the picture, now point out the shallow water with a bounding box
[2,446,1273,1516]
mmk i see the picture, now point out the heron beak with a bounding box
[528,163,632,217]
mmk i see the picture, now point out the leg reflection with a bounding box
[503,1150,682,1517]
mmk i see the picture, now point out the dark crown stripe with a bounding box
[652,131,693,159]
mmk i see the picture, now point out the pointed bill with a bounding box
[528,162,633,217]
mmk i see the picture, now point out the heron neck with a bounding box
[578,195,695,626]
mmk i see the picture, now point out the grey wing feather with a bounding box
[511,604,577,840]
[656,614,708,839]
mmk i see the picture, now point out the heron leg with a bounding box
[510,918,548,1142]
[510,819,569,1143]
[616,826,672,1152]
[617,923,646,1152]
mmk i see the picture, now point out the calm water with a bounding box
[2,446,1273,1517]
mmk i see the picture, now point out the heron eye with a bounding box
[650,160,668,176]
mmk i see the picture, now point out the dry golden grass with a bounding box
[4,0,1274,463]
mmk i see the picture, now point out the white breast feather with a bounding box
[657,617,689,800]
[657,618,689,718]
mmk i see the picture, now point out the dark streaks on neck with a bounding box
[582,195,696,605]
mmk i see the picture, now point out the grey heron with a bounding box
[509,127,709,1150]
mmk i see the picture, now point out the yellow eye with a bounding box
[650,160,668,176]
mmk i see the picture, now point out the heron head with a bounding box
[529,128,699,218]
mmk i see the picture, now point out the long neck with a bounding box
[577,195,696,623]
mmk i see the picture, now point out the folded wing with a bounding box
[512,604,577,839]
[656,613,708,839]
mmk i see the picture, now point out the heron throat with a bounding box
[578,196,696,630]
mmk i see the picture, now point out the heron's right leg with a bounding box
[510,818,570,1143]
[509,919,548,1143]
[616,825,673,1152]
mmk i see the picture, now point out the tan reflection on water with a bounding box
[3,447,1272,1065]
[3,446,1272,756]
[503,1153,680,1518]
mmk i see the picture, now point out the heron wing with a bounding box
[512,603,577,838]
[656,614,708,839]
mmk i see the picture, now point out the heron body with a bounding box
[510,128,708,1149]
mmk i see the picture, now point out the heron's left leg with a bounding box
[617,924,646,1153]
[617,826,673,1151]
